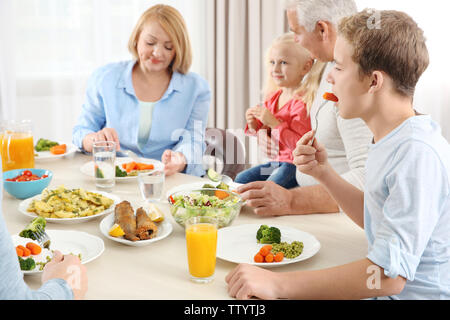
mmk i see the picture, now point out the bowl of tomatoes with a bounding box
[3,169,53,199]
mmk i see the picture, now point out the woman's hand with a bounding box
[82,128,120,153]
[161,150,187,176]
[252,106,280,129]
[292,131,330,181]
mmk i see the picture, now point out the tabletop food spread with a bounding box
[1,149,368,300]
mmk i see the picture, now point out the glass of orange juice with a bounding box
[185,216,218,283]
[0,120,35,172]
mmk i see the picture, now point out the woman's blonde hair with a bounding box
[263,33,326,114]
[128,4,192,74]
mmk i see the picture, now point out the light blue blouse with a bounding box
[72,60,211,177]
[365,116,450,299]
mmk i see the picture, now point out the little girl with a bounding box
[235,33,326,189]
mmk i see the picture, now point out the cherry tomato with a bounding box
[23,170,32,177]
[6,170,48,182]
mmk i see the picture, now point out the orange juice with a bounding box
[0,132,35,171]
[186,223,218,279]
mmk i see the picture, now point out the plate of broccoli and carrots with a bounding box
[216,224,321,268]
[12,217,104,275]
[34,138,78,161]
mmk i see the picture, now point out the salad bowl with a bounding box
[168,188,243,228]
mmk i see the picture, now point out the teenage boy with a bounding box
[226,9,450,300]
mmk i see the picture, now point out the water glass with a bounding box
[185,216,218,283]
[92,141,116,192]
[138,170,165,203]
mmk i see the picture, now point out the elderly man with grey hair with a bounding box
[236,0,372,216]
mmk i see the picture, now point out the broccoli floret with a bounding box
[256,225,281,244]
[19,217,47,241]
[18,256,36,271]
[216,182,230,190]
[115,165,127,177]
[35,138,59,152]
[256,225,269,242]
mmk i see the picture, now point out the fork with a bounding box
[310,99,329,146]
[31,224,51,249]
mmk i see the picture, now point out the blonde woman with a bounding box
[236,33,326,188]
[73,4,211,177]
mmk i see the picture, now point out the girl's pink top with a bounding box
[245,89,311,163]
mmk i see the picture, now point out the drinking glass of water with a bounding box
[93,141,116,192]
[138,170,165,203]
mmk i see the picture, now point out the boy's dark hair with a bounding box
[339,9,429,98]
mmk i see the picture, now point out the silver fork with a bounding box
[31,225,51,249]
[310,99,329,145]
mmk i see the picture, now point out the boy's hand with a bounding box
[226,264,284,300]
[292,131,330,181]
[252,106,280,129]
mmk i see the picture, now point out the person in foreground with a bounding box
[238,0,373,216]
[235,33,326,189]
[0,162,88,300]
[226,9,450,300]
[72,4,211,177]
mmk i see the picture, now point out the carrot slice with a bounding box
[125,162,137,173]
[214,190,229,200]
[274,252,284,262]
[16,246,24,257]
[323,92,339,102]
[259,245,272,257]
[50,144,67,155]
[265,253,274,263]
[136,163,154,171]
[254,253,264,263]
[26,242,42,255]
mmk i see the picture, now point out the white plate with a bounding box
[18,190,121,224]
[99,211,173,247]
[217,224,320,268]
[165,181,242,202]
[12,230,104,275]
[80,157,164,181]
[35,143,78,161]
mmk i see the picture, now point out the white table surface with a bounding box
[2,152,368,300]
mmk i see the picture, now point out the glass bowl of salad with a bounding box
[168,188,243,228]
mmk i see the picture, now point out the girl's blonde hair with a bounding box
[128,4,192,74]
[263,33,327,113]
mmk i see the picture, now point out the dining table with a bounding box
[2,151,368,300]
